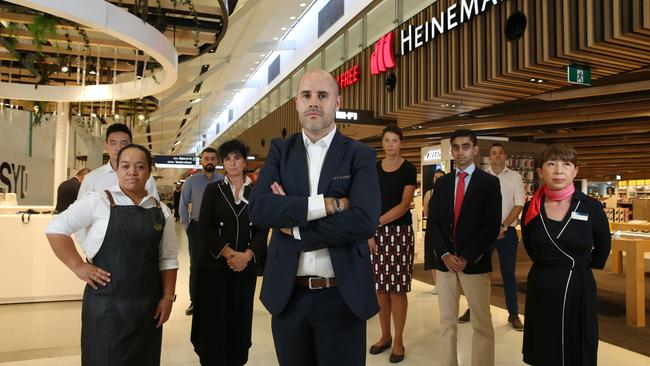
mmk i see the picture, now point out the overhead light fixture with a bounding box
[61,65,69,72]
[249,67,254,71]
[114,114,120,119]
[91,113,97,117]
[290,16,296,20]
[281,27,287,31]
[190,98,202,104]
[537,79,544,83]
[254,61,259,64]
[273,37,279,41]
[300,3,307,7]
[174,141,181,146]
[88,65,97,75]
[247,155,256,160]
[138,114,145,121]
[260,54,265,57]
[241,79,246,82]
[245,74,250,77]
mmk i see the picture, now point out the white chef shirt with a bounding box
[46,185,179,270]
[78,162,159,199]
[485,166,525,226]
[294,126,336,278]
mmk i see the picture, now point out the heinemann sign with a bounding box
[400,0,507,55]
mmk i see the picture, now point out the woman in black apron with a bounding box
[521,144,610,366]
[191,139,267,366]
[46,144,178,366]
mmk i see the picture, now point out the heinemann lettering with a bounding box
[400,0,507,55]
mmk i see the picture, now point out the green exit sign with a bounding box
[567,64,591,86]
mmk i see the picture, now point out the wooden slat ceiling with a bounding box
[224,0,650,181]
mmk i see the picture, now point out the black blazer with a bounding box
[197,180,268,272]
[249,131,381,320]
[425,167,502,274]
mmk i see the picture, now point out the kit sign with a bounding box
[370,32,397,75]
[400,0,507,55]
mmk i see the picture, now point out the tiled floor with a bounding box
[1,224,648,365]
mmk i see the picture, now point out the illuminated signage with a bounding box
[370,32,397,75]
[400,0,506,55]
[155,155,201,169]
[335,111,358,120]
[336,65,360,91]
[424,149,442,161]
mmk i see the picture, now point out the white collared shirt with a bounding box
[78,162,159,199]
[46,185,179,270]
[485,166,525,226]
[223,175,252,204]
[294,126,336,277]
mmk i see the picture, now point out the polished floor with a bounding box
[1,224,648,365]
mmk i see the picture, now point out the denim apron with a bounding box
[81,190,165,366]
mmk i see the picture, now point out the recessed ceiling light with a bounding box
[530,78,536,82]
[300,3,307,7]
[249,68,254,71]
[114,114,120,119]
[61,66,69,72]
[290,16,296,20]
[138,114,145,121]
[245,74,250,76]
[260,54,265,57]
[273,37,279,41]
[91,113,97,117]
[241,79,246,82]
[254,61,259,64]
[281,27,287,30]
[537,79,544,83]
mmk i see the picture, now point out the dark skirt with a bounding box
[191,268,257,366]
[371,224,414,293]
[523,264,598,366]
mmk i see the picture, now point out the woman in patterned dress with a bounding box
[368,124,417,363]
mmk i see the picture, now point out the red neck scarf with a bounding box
[524,184,575,225]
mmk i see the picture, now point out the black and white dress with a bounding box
[521,191,610,366]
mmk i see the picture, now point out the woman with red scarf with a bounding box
[521,144,610,366]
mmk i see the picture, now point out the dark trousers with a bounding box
[494,227,519,315]
[272,286,366,366]
[186,221,200,303]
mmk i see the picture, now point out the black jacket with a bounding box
[425,167,502,274]
[198,180,268,272]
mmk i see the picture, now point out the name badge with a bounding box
[571,212,589,221]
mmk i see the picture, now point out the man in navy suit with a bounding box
[249,69,380,365]
[425,129,501,366]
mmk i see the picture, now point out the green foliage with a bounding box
[25,14,57,52]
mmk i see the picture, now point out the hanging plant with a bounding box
[32,101,47,127]
[25,14,57,53]
[171,0,201,47]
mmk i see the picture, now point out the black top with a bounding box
[521,192,611,269]
[55,177,81,213]
[377,160,417,226]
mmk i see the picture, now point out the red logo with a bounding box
[370,32,396,75]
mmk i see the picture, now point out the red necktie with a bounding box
[453,171,468,243]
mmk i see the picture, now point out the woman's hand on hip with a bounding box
[154,299,173,327]
[72,262,111,290]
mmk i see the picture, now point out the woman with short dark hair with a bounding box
[191,139,268,366]
[521,143,610,366]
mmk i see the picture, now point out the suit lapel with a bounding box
[289,135,310,197]
[318,131,349,194]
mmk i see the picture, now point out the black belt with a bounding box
[295,276,337,289]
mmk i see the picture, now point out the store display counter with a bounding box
[0,213,84,304]
[610,231,650,327]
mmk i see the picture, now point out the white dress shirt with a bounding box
[454,163,476,204]
[46,185,179,270]
[78,162,159,199]
[294,126,336,278]
[223,175,252,205]
[485,166,525,226]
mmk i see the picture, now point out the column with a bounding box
[53,102,70,206]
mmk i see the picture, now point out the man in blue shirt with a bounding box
[179,147,224,315]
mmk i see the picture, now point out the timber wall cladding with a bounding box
[236,0,650,159]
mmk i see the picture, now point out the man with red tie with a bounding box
[424,129,502,366]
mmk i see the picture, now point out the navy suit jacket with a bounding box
[249,130,380,320]
[425,168,502,274]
